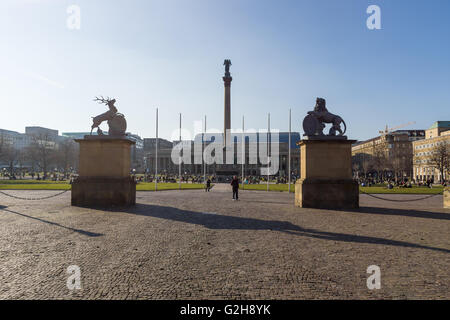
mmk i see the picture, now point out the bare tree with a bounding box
[25,133,57,180]
[0,133,6,178]
[402,150,414,180]
[352,152,372,179]
[55,138,78,176]
[0,144,20,177]
[427,142,450,182]
[0,131,4,154]
[371,142,389,181]
[390,148,411,182]
[351,162,359,179]
[361,153,373,178]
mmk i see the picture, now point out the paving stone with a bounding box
[0,188,448,299]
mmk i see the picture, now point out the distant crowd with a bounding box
[0,170,72,181]
[135,174,299,184]
[358,177,447,188]
[3,169,446,188]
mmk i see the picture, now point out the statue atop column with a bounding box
[224,59,232,77]
[302,97,347,138]
[91,96,127,136]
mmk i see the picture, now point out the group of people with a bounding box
[358,177,447,188]
[142,174,213,184]
[0,170,72,181]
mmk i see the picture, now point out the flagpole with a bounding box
[288,108,291,193]
[203,115,206,186]
[155,107,158,191]
[179,113,182,190]
[242,115,244,190]
[267,113,270,192]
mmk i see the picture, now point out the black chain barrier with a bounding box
[360,189,443,202]
[0,189,69,201]
[0,188,443,202]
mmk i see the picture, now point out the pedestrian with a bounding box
[230,175,239,200]
[206,178,211,192]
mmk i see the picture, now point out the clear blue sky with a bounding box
[0,0,449,141]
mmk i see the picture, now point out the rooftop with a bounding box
[428,121,450,129]
[352,129,425,146]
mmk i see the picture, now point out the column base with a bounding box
[71,177,136,207]
[295,178,359,209]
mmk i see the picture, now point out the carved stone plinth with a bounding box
[295,139,359,209]
[444,187,450,209]
[71,137,136,207]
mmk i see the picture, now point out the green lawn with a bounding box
[0,180,443,194]
[359,186,443,194]
[136,182,205,191]
[0,180,205,191]
[0,179,68,184]
[242,184,294,192]
[0,183,71,190]
[0,179,71,190]
[243,183,443,194]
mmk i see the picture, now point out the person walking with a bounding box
[206,178,211,192]
[230,175,239,200]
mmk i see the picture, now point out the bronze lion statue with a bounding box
[303,98,346,136]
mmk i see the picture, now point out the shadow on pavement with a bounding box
[241,199,291,205]
[111,203,450,254]
[0,207,103,237]
[354,206,450,221]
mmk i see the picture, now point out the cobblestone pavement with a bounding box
[0,186,449,299]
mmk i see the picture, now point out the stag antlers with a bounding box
[93,96,115,105]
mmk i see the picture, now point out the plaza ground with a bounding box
[0,185,448,299]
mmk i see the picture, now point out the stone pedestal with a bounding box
[444,187,450,209]
[295,139,359,209]
[71,136,136,207]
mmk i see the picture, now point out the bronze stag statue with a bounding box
[302,98,346,137]
[91,96,127,136]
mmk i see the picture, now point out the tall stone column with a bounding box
[223,59,232,146]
